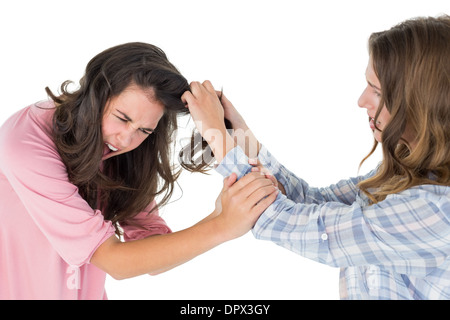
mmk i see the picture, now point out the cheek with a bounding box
[129,135,149,150]
[102,116,124,138]
[101,120,113,138]
[378,108,391,126]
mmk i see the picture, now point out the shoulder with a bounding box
[381,184,450,218]
[0,101,62,173]
[391,184,449,200]
[0,100,55,142]
[413,184,450,212]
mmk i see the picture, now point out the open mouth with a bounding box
[106,143,118,152]
[369,116,382,131]
[102,142,120,160]
[369,117,375,130]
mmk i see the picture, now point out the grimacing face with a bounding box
[101,85,164,160]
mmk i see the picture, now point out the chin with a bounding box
[373,134,382,143]
[102,153,118,161]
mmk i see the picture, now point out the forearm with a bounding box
[232,127,261,160]
[92,171,278,280]
[92,216,228,279]
[204,128,236,164]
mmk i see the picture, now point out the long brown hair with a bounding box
[359,15,450,203]
[47,42,204,234]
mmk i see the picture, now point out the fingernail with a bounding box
[248,158,258,165]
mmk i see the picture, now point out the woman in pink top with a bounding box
[0,42,278,299]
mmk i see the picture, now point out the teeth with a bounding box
[106,143,118,152]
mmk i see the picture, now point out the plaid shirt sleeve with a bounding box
[215,145,450,277]
[257,145,375,205]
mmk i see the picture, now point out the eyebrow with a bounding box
[116,110,155,133]
[367,80,381,91]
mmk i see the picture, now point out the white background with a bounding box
[1,0,448,300]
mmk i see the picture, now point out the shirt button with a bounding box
[321,233,328,241]
[367,275,379,289]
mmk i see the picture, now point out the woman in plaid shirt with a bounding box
[182,15,450,299]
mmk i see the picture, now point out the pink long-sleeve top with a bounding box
[0,101,171,299]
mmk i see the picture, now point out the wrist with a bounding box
[231,127,260,159]
[206,129,236,163]
[229,118,249,132]
[205,215,234,243]
[210,214,243,243]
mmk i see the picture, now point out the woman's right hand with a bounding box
[215,171,278,241]
[182,81,236,163]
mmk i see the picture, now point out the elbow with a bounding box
[105,266,133,280]
[91,235,169,280]
[147,269,166,276]
[102,262,163,280]
[109,271,160,280]
[91,237,136,281]
[107,266,164,280]
[108,272,128,281]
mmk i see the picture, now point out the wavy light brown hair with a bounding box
[46,42,204,234]
[359,15,450,203]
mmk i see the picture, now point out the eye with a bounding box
[140,129,153,135]
[115,115,128,122]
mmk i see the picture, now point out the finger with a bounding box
[242,184,277,213]
[181,90,194,107]
[215,88,225,103]
[217,91,229,104]
[224,172,237,188]
[266,174,278,186]
[250,167,273,181]
[250,188,278,216]
[240,176,275,199]
[202,80,216,94]
[189,81,203,96]
[246,179,277,198]
[257,166,277,185]
[230,171,267,191]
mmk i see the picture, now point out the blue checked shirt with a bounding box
[215,145,450,300]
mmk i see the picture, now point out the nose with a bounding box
[357,86,375,111]
[117,126,136,149]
